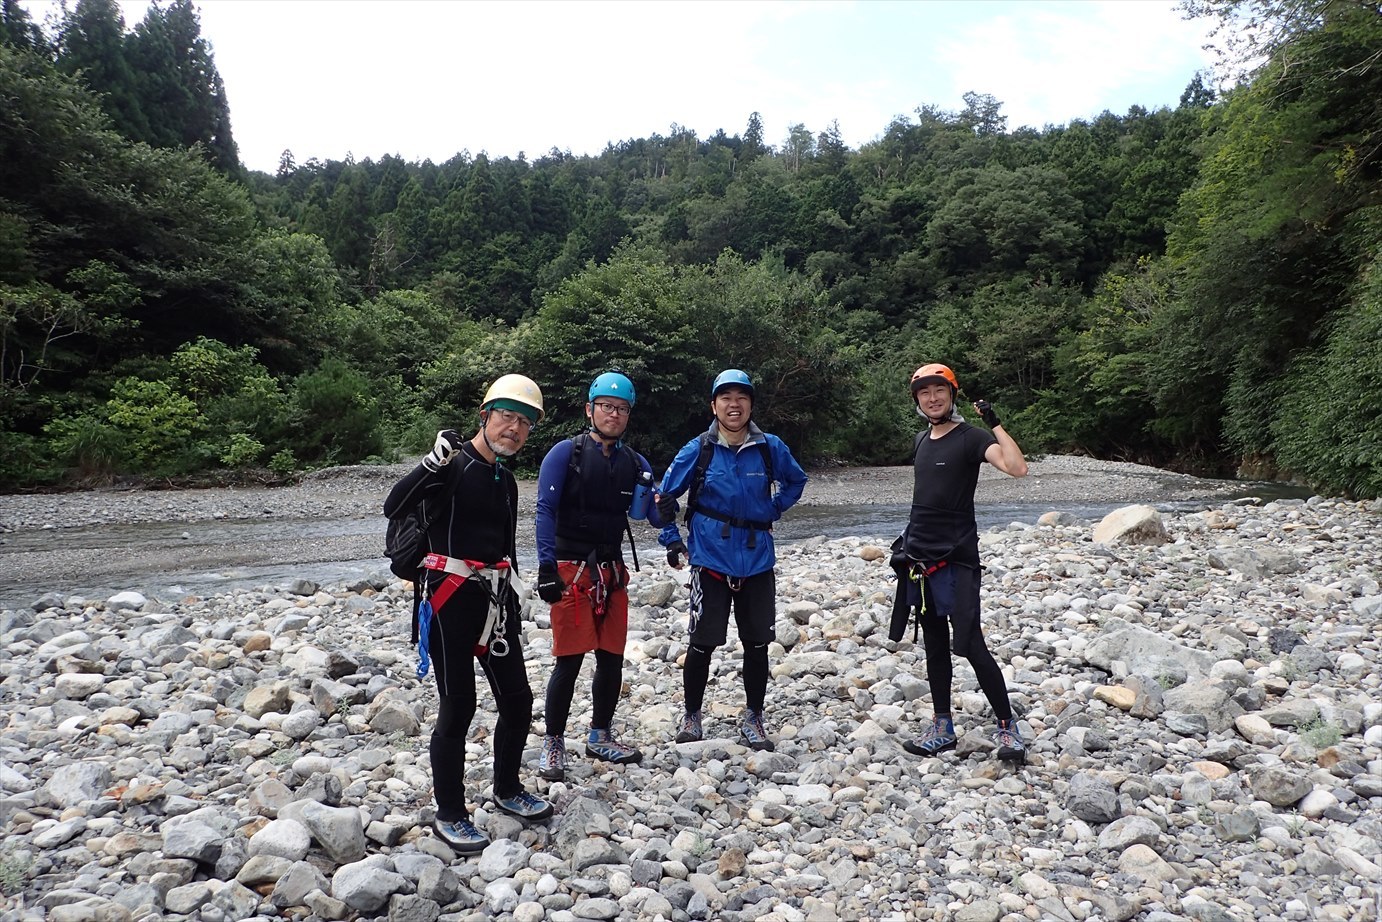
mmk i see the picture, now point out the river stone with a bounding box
[387,893,441,922]
[244,681,291,718]
[332,860,406,912]
[1093,505,1169,546]
[1250,767,1312,807]
[162,820,223,864]
[479,838,531,881]
[107,590,147,610]
[45,761,113,808]
[1118,844,1177,884]
[1067,772,1120,823]
[249,818,311,861]
[301,802,366,864]
[1097,816,1161,850]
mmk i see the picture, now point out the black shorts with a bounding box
[688,567,775,648]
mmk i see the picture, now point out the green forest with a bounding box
[2,0,1379,497]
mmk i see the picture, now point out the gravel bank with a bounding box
[0,456,1260,605]
[3,493,1381,922]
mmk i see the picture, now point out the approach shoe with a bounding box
[538,734,566,781]
[432,817,489,855]
[586,728,643,764]
[739,709,775,752]
[994,718,1027,763]
[674,710,703,744]
[494,789,554,822]
[902,714,958,756]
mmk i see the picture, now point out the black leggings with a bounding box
[545,649,624,735]
[428,585,533,821]
[921,614,1012,721]
[683,641,769,714]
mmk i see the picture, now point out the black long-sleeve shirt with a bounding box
[384,442,518,591]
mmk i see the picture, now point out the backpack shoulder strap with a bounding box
[684,432,716,521]
[757,439,774,495]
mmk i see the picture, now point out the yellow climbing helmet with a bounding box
[481,374,545,424]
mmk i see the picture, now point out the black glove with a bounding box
[423,429,465,470]
[666,541,688,569]
[656,493,678,524]
[973,400,1001,429]
[536,562,565,604]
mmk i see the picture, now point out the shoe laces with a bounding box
[541,735,565,765]
[681,711,702,734]
[743,710,768,741]
[502,790,546,812]
[438,818,484,842]
[994,720,1023,748]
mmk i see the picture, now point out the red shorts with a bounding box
[548,561,629,657]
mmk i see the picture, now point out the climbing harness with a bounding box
[414,554,524,677]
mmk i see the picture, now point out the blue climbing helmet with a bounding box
[589,371,635,407]
[711,369,753,399]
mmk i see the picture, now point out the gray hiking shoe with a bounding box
[674,710,703,744]
[494,789,554,821]
[586,728,643,764]
[432,817,489,855]
[994,719,1026,763]
[740,709,775,751]
[903,714,958,756]
[538,734,566,781]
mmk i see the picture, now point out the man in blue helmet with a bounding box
[532,371,667,781]
[655,369,808,751]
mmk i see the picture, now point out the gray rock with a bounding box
[417,864,460,904]
[249,818,311,861]
[387,893,441,922]
[161,820,223,864]
[573,837,629,871]
[572,896,623,920]
[1067,772,1120,824]
[301,802,366,864]
[45,761,113,809]
[478,838,531,881]
[331,860,408,912]
[1097,815,1161,850]
[270,861,328,909]
[1093,505,1168,546]
[1250,767,1312,807]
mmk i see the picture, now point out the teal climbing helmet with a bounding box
[589,371,636,407]
[711,369,753,399]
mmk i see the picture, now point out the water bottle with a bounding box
[629,470,654,520]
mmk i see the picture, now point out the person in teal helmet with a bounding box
[655,369,808,751]
[532,371,669,781]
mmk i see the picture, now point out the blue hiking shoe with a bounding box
[494,789,554,821]
[994,718,1027,763]
[674,710,703,744]
[432,817,489,855]
[586,728,643,764]
[903,714,958,756]
[739,709,775,751]
[538,734,566,781]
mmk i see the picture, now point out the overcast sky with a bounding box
[26,0,1218,174]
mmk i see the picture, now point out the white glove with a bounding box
[423,429,464,470]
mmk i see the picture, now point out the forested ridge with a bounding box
[2,0,1379,497]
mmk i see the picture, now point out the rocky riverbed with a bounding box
[3,461,1381,922]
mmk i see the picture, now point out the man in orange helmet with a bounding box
[892,362,1030,763]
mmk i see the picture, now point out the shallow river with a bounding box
[0,484,1311,609]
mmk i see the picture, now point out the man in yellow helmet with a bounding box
[383,373,554,855]
[894,363,1030,764]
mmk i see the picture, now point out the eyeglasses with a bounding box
[491,408,534,431]
[593,401,631,417]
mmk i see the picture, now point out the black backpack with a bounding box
[384,467,460,580]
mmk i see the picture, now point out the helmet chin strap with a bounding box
[916,393,956,426]
[481,411,518,458]
[590,420,623,443]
